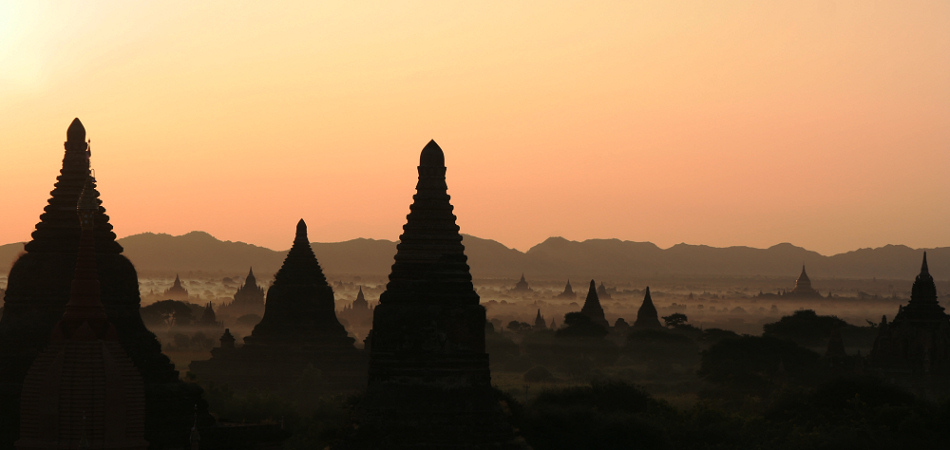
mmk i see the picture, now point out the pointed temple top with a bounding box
[24,118,121,254]
[798,265,810,284]
[634,286,662,329]
[356,286,365,302]
[580,279,608,328]
[910,251,938,305]
[66,118,85,144]
[246,267,256,284]
[273,219,328,287]
[419,139,445,167]
[379,140,477,306]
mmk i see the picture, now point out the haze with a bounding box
[2,1,949,254]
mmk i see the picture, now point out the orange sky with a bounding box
[1,1,949,255]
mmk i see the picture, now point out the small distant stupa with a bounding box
[164,275,189,301]
[511,274,532,293]
[597,281,611,300]
[557,280,577,299]
[339,286,374,330]
[633,287,663,329]
[534,309,546,329]
[580,280,609,329]
[787,265,821,298]
[220,267,266,318]
[197,302,221,328]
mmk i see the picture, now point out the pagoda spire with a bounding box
[580,279,608,328]
[378,140,478,306]
[24,118,122,254]
[634,287,662,329]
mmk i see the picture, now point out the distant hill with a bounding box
[1,232,947,282]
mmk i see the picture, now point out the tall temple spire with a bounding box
[24,118,121,254]
[633,287,662,329]
[910,252,938,305]
[378,140,478,306]
[580,279,609,329]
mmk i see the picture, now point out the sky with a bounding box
[1,1,948,255]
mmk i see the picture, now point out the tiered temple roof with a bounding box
[163,275,189,301]
[534,309,546,329]
[557,280,576,298]
[358,140,520,448]
[511,274,531,292]
[190,220,364,392]
[220,267,266,318]
[580,280,609,329]
[789,265,821,298]
[0,119,200,449]
[18,177,147,450]
[634,287,663,329]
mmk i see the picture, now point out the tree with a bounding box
[662,313,689,328]
[140,300,196,328]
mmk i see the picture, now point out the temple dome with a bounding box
[419,139,445,167]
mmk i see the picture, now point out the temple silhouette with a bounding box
[0,119,202,449]
[190,220,366,392]
[871,253,950,388]
[580,279,609,329]
[510,274,532,293]
[218,267,265,318]
[355,140,523,448]
[17,176,147,450]
[556,279,576,298]
[633,287,663,329]
[163,274,189,301]
[338,286,374,333]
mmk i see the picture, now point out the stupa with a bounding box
[597,281,611,300]
[871,253,950,378]
[633,287,663,329]
[163,275,189,301]
[17,176,147,450]
[511,274,532,292]
[580,279,609,329]
[534,309,547,329]
[219,268,265,318]
[0,119,202,449]
[197,302,220,328]
[787,265,821,298]
[556,280,576,298]
[190,220,366,392]
[356,140,522,448]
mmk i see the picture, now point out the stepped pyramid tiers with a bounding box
[788,265,821,298]
[358,141,521,449]
[634,287,663,329]
[18,176,147,450]
[163,275,189,301]
[580,280,609,329]
[557,279,576,298]
[534,309,546,329]
[220,267,265,317]
[0,119,201,449]
[511,274,531,292]
[190,220,365,391]
[871,253,950,377]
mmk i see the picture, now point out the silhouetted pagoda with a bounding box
[556,279,576,298]
[18,176,147,450]
[356,141,523,449]
[597,281,612,300]
[190,220,366,392]
[0,119,202,449]
[787,265,821,298]
[197,302,220,328]
[220,267,265,318]
[871,253,950,380]
[580,279,609,329]
[163,275,189,301]
[511,274,532,292]
[534,309,546,329]
[634,287,663,329]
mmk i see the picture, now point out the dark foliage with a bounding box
[699,335,822,395]
[556,312,608,338]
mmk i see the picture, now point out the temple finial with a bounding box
[922,252,929,274]
[419,140,445,167]
[296,219,308,241]
[67,118,86,143]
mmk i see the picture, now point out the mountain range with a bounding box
[0,232,946,282]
